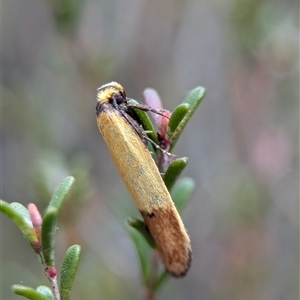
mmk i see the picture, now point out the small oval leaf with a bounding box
[170,86,206,151]
[153,270,169,291]
[127,218,152,283]
[12,284,49,300]
[167,103,189,136]
[10,202,32,227]
[1,200,39,252]
[183,86,206,106]
[36,286,54,300]
[128,217,155,248]
[49,176,75,211]
[163,157,189,191]
[60,245,81,300]
[128,99,158,144]
[170,177,196,212]
[41,207,58,267]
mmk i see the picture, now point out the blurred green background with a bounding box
[2,0,299,299]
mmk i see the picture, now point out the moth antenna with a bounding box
[129,103,170,119]
[145,136,177,158]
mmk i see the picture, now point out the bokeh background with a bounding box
[2,0,299,299]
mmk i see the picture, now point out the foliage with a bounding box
[1,87,205,299]
[1,177,81,300]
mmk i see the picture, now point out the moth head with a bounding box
[97,82,126,105]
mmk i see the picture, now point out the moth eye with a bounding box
[112,93,125,105]
[119,90,126,99]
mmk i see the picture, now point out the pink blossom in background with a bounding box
[251,128,292,181]
[143,88,171,138]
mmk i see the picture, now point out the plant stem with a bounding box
[47,275,61,300]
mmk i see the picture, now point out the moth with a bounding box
[96,82,191,277]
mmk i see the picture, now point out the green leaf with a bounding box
[36,286,54,300]
[10,202,32,227]
[183,86,206,106]
[49,176,75,211]
[128,99,158,144]
[171,177,195,213]
[41,207,58,267]
[127,218,152,283]
[12,285,49,300]
[60,245,81,300]
[0,200,39,252]
[127,217,155,248]
[167,103,189,135]
[153,270,169,291]
[169,86,206,151]
[163,157,189,191]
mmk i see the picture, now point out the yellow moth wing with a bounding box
[97,110,170,212]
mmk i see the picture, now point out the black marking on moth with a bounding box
[148,212,155,218]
